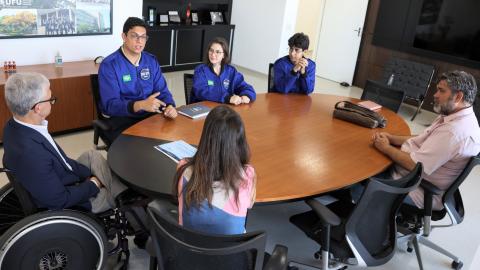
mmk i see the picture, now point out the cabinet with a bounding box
[145,24,235,72]
[0,61,97,141]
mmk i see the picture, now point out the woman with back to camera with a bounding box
[173,105,256,234]
[190,37,256,105]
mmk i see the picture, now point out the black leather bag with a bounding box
[333,101,387,128]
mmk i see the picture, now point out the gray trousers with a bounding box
[77,150,128,213]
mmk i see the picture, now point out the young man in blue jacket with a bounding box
[191,37,256,104]
[3,73,127,213]
[98,17,177,143]
[273,33,316,94]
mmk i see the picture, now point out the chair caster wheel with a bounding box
[314,251,320,259]
[406,247,413,253]
[451,260,463,270]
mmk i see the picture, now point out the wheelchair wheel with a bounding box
[0,183,25,235]
[0,210,107,270]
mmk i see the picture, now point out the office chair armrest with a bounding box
[306,199,341,226]
[263,245,288,270]
[420,180,441,195]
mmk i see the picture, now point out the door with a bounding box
[315,0,369,85]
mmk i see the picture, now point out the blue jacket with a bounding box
[273,56,316,94]
[191,64,256,103]
[2,119,99,211]
[98,48,175,117]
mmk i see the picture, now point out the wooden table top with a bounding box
[120,93,410,203]
[1,60,99,85]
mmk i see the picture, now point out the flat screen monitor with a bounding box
[412,0,480,62]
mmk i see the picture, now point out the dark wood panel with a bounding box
[0,84,13,140]
[354,0,480,113]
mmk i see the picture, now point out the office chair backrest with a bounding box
[147,200,267,270]
[345,163,423,266]
[90,74,107,121]
[382,58,434,100]
[1,163,38,216]
[440,154,480,224]
[361,80,406,113]
[183,73,194,105]
[473,91,480,125]
[267,63,275,93]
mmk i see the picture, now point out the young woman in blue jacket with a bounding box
[191,37,256,104]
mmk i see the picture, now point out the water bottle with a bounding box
[387,74,394,86]
[55,52,63,67]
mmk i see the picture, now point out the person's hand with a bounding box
[229,95,242,105]
[90,176,103,189]
[372,133,391,152]
[299,58,308,74]
[135,92,166,113]
[163,105,177,118]
[372,132,391,143]
[241,96,251,104]
[293,63,302,73]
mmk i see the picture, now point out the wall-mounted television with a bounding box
[0,0,112,39]
[373,0,480,68]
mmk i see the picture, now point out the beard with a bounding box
[433,97,456,115]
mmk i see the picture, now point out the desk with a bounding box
[0,61,98,140]
[108,93,410,203]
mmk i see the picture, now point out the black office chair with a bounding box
[146,199,289,270]
[90,74,112,150]
[268,63,275,93]
[290,163,423,270]
[0,166,143,269]
[381,58,435,120]
[397,154,480,270]
[361,80,406,113]
[183,73,194,105]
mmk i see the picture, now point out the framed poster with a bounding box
[0,0,113,39]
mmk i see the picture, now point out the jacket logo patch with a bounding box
[207,80,214,86]
[140,68,150,80]
[122,74,132,82]
[223,79,230,89]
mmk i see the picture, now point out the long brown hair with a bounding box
[173,105,250,209]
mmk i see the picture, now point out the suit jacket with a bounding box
[3,119,99,210]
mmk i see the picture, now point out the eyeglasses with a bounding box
[31,97,57,110]
[208,49,224,55]
[128,33,149,42]
[289,47,304,54]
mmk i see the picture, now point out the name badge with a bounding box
[140,68,150,80]
[223,79,230,89]
[207,80,214,86]
[122,74,132,82]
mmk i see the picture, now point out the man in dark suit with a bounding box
[3,72,127,213]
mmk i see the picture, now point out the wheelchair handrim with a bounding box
[0,215,105,269]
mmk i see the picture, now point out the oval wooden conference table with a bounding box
[108,93,410,204]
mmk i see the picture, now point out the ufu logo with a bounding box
[0,0,31,6]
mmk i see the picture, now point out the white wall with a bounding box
[231,0,299,75]
[0,0,142,66]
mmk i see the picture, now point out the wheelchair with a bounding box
[0,168,147,270]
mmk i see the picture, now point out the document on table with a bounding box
[154,140,197,163]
